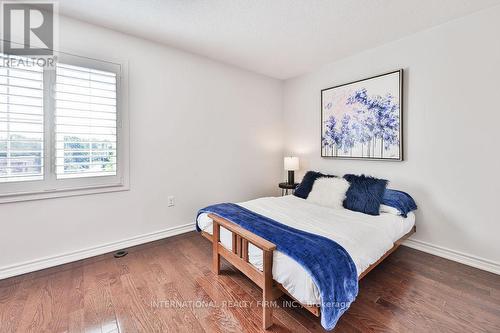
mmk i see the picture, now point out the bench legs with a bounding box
[263,250,273,329]
[212,222,220,275]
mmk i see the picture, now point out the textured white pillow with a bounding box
[307,177,350,209]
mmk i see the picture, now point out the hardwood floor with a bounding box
[1,231,499,333]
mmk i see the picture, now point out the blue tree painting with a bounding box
[321,70,402,160]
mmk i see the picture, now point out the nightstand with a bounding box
[279,182,299,196]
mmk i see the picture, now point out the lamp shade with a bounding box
[284,156,299,171]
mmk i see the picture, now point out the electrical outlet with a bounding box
[167,196,175,207]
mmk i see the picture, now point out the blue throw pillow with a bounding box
[343,174,388,216]
[382,189,417,218]
[294,171,335,199]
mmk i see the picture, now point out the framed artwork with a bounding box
[321,69,403,160]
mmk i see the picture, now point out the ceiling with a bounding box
[58,0,500,79]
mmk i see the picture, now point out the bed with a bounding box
[197,194,416,329]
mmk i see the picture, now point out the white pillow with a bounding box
[307,177,350,209]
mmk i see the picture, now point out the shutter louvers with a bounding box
[0,54,44,182]
[55,63,117,179]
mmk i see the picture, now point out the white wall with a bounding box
[283,7,500,269]
[3,6,499,278]
[0,16,283,277]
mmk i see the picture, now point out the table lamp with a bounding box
[284,156,299,185]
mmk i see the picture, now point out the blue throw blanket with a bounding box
[196,203,358,330]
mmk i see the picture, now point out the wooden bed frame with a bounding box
[201,213,416,330]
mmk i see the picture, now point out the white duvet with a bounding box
[197,195,415,305]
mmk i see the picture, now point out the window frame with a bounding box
[0,52,129,203]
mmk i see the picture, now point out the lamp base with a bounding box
[287,170,295,185]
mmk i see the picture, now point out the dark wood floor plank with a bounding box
[141,261,206,332]
[107,271,139,333]
[392,252,494,302]
[149,239,235,333]
[392,247,500,291]
[175,235,294,332]
[82,259,119,333]
[370,262,500,332]
[227,269,312,333]
[384,259,500,315]
[15,275,53,333]
[336,298,402,333]
[0,278,29,333]
[115,252,182,332]
[210,269,294,333]
[0,231,499,333]
[174,237,266,333]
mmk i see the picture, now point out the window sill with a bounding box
[0,182,130,204]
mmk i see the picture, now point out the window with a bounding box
[0,53,128,202]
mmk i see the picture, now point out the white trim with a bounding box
[0,223,195,280]
[403,238,500,275]
[0,182,129,203]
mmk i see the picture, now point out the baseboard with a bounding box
[403,238,500,275]
[0,223,196,280]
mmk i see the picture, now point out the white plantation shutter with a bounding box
[0,54,44,182]
[0,52,127,202]
[55,63,117,179]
